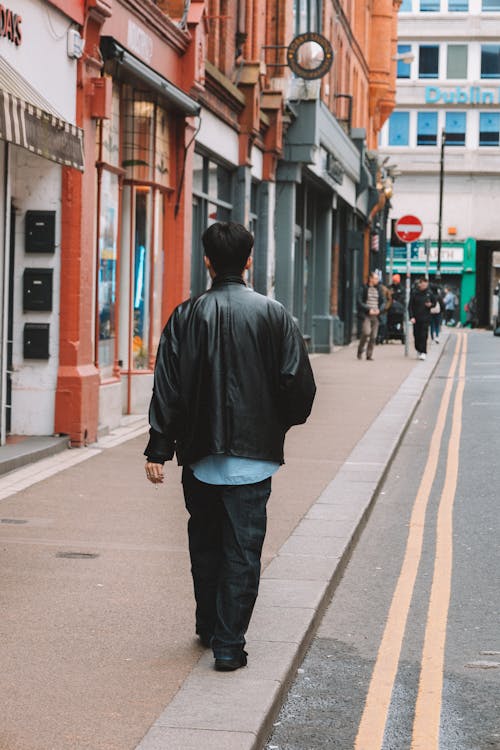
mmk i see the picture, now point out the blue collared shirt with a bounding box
[190,455,280,486]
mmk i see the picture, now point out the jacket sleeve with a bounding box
[279,312,316,430]
[408,292,414,319]
[357,286,369,315]
[144,308,183,463]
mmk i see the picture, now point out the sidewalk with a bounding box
[0,338,446,750]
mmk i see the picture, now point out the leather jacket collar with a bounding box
[211,274,246,287]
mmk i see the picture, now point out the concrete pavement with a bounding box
[0,337,446,750]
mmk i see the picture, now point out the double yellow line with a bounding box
[355,333,467,750]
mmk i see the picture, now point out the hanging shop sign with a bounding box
[0,4,22,46]
[287,33,333,80]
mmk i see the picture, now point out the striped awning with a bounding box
[0,57,84,171]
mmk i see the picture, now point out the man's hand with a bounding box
[145,461,164,484]
[410,317,416,324]
[369,308,379,316]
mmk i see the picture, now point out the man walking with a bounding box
[144,222,316,672]
[357,271,385,360]
[409,277,436,360]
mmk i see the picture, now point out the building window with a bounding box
[445,112,466,145]
[420,0,439,10]
[97,86,121,370]
[122,88,171,187]
[399,0,412,9]
[448,0,468,9]
[247,181,260,288]
[419,45,440,78]
[98,169,120,369]
[447,45,468,78]
[397,45,412,78]
[293,0,323,34]
[417,111,438,145]
[481,44,500,78]
[482,0,500,9]
[388,111,410,146]
[479,112,500,145]
[191,151,234,296]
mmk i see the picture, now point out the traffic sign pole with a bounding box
[394,214,423,359]
[405,242,411,358]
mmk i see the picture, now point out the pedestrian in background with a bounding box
[376,283,392,345]
[429,287,443,343]
[144,222,316,672]
[409,277,436,360]
[464,296,478,328]
[443,286,457,326]
[357,271,385,361]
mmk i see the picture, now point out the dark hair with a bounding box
[201,222,254,275]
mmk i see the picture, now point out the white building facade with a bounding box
[0,0,83,445]
[378,0,500,325]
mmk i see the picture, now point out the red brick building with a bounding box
[0,0,399,448]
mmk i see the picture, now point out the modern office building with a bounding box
[379,0,500,324]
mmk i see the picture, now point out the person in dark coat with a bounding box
[409,277,437,360]
[144,222,316,672]
[357,271,385,360]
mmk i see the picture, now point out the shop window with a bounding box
[481,45,500,77]
[445,112,466,145]
[479,112,500,145]
[420,0,440,10]
[399,0,412,10]
[122,87,171,187]
[417,111,438,145]
[100,85,120,168]
[132,188,152,369]
[419,45,440,78]
[388,111,410,146]
[96,85,121,372]
[248,181,260,288]
[98,170,120,368]
[397,45,412,78]
[482,0,500,9]
[293,0,322,34]
[96,82,171,377]
[447,45,468,78]
[191,152,234,296]
[448,0,468,9]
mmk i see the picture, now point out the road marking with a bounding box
[354,334,463,750]
[411,333,467,749]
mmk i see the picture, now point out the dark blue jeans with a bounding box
[182,467,271,659]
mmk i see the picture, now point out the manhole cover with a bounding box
[56,552,99,559]
[1,518,28,524]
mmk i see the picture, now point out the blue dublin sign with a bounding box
[425,86,500,104]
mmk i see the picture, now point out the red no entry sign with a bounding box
[395,214,423,243]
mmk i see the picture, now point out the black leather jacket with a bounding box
[145,275,316,466]
[408,287,437,322]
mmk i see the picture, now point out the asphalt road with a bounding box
[266,330,500,750]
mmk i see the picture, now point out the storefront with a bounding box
[275,99,366,351]
[387,239,477,324]
[94,20,200,429]
[0,0,83,445]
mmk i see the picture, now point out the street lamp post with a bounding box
[436,130,446,280]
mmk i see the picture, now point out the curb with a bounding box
[134,338,448,750]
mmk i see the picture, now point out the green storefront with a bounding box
[387,239,476,324]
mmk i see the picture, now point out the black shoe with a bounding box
[214,650,248,672]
